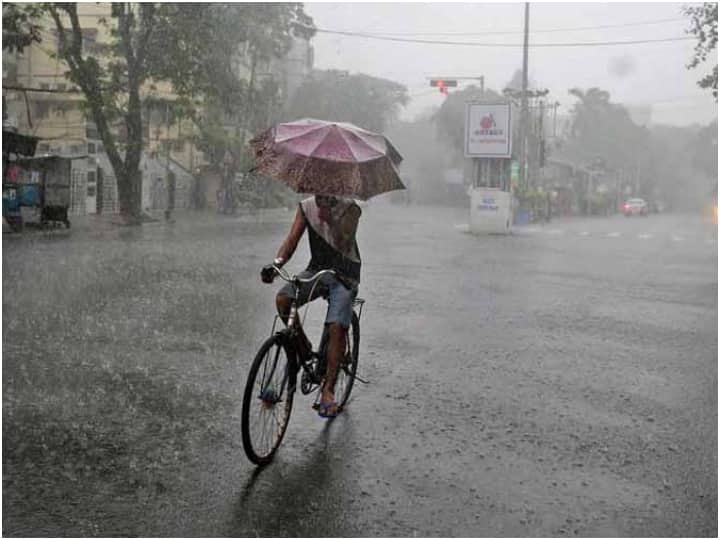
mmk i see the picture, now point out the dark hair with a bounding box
[315,194,338,208]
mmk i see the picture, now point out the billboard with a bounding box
[465,102,512,158]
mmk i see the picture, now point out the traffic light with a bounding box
[429,79,457,95]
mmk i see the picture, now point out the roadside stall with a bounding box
[3,129,39,231]
[3,130,75,231]
[15,156,74,228]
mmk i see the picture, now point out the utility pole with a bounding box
[519,2,530,189]
[538,99,545,185]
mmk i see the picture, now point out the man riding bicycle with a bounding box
[261,194,362,418]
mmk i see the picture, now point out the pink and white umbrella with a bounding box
[250,118,405,200]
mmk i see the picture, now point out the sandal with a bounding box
[317,400,339,418]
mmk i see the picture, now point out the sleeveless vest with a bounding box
[300,197,361,287]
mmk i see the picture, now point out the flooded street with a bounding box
[2,204,717,536]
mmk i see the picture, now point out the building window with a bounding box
[87,142,96,154]
[87,185,96,197]
[39,82,50,90]
[55,28,100,54]
[37,143,50,153]
[173,139,184,152]
[55,83,66,91]
[87,170,97,184]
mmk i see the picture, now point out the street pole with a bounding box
[538,99,544,184]
[165,102,172,220]
[238,49,257,171]
[519,2,530,190]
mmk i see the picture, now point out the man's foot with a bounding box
[317,399,338,418]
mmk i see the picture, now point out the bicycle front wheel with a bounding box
[335,312,360,412]
[241,334,295,465]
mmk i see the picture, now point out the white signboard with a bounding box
[469,187,512,234]
[465,102,512,158]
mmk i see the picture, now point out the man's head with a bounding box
[315,194,338,222]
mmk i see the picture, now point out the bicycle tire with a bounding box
[241,334,295,465]
[336,312,360,412]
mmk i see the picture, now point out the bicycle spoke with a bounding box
[242,335,295,464]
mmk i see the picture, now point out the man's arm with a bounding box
[275,207,306,265]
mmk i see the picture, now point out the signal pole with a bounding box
[519,2,530,189]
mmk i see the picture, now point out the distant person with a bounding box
[165,170,175,222]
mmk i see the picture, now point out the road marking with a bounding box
[579,231,590,236]
[671,235,684,242]
[454,224,469,232]
[547,229,564,235]
[524,227,540,233]
[607,232,621,238]
[637,233,654,240]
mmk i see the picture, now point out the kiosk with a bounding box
[465,102,513,234]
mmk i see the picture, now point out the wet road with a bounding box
[3,204,717,536]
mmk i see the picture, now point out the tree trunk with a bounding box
[116,167,142,220]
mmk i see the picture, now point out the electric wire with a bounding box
[309,26,695,48]
[324,17,687,38]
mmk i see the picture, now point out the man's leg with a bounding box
[276,292,312,359]
[319,279,355,411]
[321,322,346,405]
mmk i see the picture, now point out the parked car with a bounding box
[622,198,648,217]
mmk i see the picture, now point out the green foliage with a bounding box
[563,87,648,173]
[434,85,504,156]
[146,3,315,168]
[1,3,43,53]
[148,4,312,110]
[689,118,718,179]
[285,70,409,133]
[17,3,314,217]
[515,187,547,209]
[684,2,718,99]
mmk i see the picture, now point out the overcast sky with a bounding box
[304,2,718,126]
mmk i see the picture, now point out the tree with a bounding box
[690,118,718,180]
[503,68,536,93]
[2,3,42,53]
[47,3,158,221]
[567,87,611,138]
[147,3,314,169]
[561,87,652,204]
[684,2,718,99]
[285,70,408,133]
[8,3,314,221]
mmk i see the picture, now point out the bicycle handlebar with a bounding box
[272,265,336,285]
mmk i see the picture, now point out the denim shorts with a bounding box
[278,270,357,328]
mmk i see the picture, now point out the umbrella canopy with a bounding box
[249,118,405,200]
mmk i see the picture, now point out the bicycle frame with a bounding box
[267,265,365,393]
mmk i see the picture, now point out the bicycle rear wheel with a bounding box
[241,334,295,465]
[335,312,360,411]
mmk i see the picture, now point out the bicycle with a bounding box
[241,265,365,465]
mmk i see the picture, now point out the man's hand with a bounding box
[260,264,277,284]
